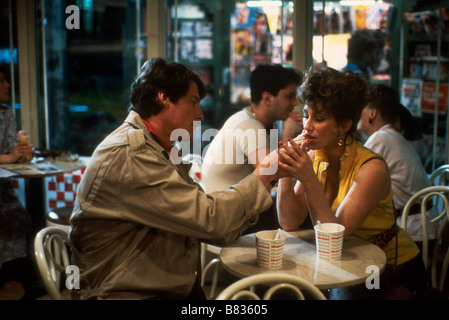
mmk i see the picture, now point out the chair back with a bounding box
[46,205,73,231]
[400,185,449,293]
[215,273,326,300]
[429,164,449,186]
[34,226,72,300]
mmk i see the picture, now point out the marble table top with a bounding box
[0,158,85,179]
[220,229,387,289]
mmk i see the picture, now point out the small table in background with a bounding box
[220,229,387,290]
[0,159,85,232]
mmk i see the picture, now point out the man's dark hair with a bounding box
[129,58,206,118]
[366,84,400,125]
[347,29,385,70]
[367,84,422,141]
[250,64,303,104]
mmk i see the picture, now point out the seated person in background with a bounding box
[201,63,303,193]
[358,84,435,242]
[69,58,289,300]
[277,67,426,299]
[0,65,38,299]
[201,64,302,233]
[341,29,385,84]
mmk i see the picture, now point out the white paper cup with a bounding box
[255,230,286,269]
[314,223,345,260]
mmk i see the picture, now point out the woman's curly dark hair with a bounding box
[129,57,206,118]
[299,67,367,137]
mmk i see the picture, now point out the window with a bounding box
[312,1,394,84]
[39,0,146,156]
[0,0,20,127]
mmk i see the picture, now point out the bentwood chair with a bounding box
[429,164,449,187]
[216,273,326,300]
[46,205,73,232]
[400,186,449,295]
[34,226,73,300]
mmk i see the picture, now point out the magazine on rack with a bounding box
[401,78,423,117]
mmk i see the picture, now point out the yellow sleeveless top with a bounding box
[313,140,419,265]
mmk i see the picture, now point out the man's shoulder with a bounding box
[222,109,264,130]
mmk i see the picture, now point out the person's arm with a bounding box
[0,133,33,164]
[276,177,309,230]
[252,146,291,192]
[0,109,32,164]
[276,140,317,230]
[331,158,391,235]
[0,142,32,164]
[0,152,17,164]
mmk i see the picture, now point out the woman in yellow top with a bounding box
[277,67,426,299]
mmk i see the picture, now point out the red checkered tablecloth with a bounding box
[46,167,86,209]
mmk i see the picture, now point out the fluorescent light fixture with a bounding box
[246,1,283,7]
[340,0,378,5]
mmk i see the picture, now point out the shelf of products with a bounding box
[166,0,233,130]
[399,0,449,171]
[230,1,294,107]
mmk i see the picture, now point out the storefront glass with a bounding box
[231,1,294,106]
[312,1,394,84]
[8,0,397,158]
[0,0,19,128]
[39,0,145,156]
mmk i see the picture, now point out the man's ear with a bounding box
[157,92,170,107]
[368,108,377,124]
[261,91,273,106]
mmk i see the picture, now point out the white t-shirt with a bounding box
[365,125,431,208]
[365,125,436,240]
[201,108,273,193]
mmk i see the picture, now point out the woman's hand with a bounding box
[11,142,33,162]
[278,138,314,183]
[254,145,296,192]
[255,147,289,177]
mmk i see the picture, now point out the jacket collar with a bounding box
[125,111,173,153]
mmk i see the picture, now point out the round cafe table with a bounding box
[219,229,387,290]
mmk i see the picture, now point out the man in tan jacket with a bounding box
[69,58,287,300]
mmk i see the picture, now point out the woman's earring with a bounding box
[338,134,344,147]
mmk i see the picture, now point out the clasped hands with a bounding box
[257,134,313,182]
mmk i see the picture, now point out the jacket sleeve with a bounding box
[77,126,273,246]
[124,147,273,245]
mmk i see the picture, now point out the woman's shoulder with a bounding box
[352,141,387,169]
[353,140,380,158]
